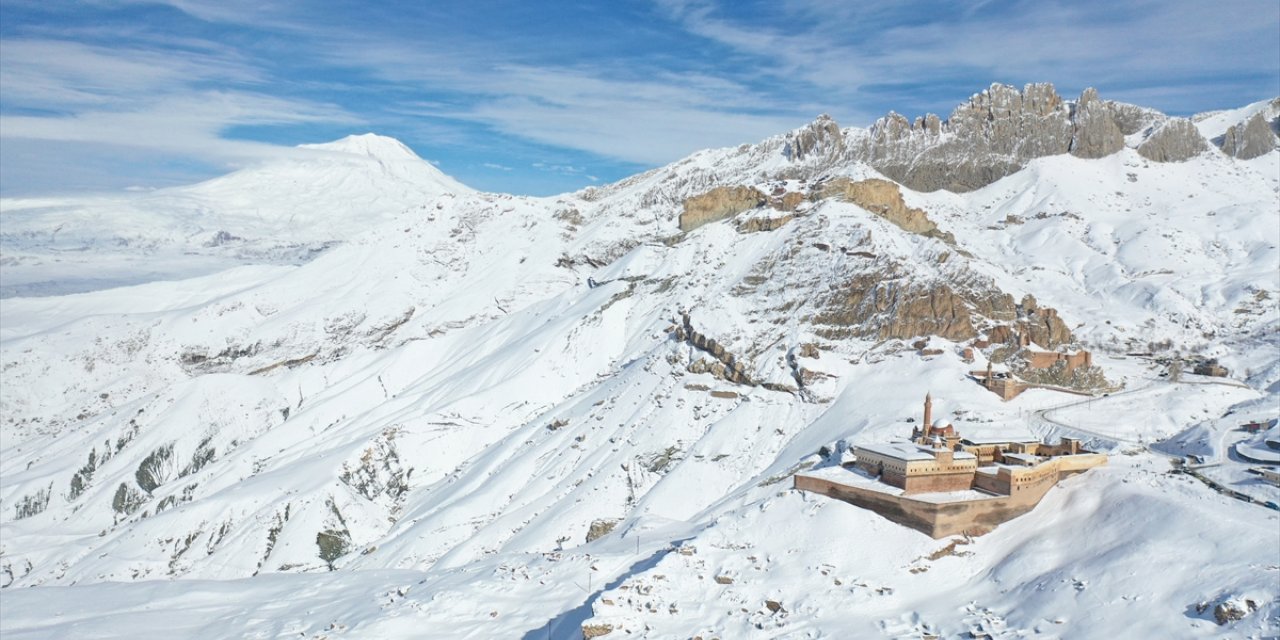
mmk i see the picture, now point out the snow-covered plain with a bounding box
[2,97,1278,639]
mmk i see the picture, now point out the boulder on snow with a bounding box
[581,623,614,638]
[585,518,620,543]
[1196,595,1259,625]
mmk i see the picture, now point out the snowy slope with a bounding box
[1194,97,1280,142]
[2,91,1278,639]
[0,134,469,297]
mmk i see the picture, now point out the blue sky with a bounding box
[1,0,1277,196]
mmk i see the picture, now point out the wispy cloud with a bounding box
[659,0,1280,116]
[2,91,354,157]
[1,0,1274,196]
[0,35,359,181]
[310,40,815,165]
[1,38,263,107]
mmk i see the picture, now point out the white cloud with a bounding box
[660,0,1279,115]
[0,38,359,169]
[321,44,815,165]
[2,91,355,157]
[1,38,263,107]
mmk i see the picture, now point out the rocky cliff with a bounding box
[679,185,767,232]
[1137,118,1209,162]
[778,83,1274,193]
[813,178,946,238]
[1219,109,1280,159]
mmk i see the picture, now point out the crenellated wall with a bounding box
[795,451,1106,538]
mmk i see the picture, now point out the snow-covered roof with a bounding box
[909,489,998,503]
[857,442,934,461]
[961,434,1038,445]
[855,442,976,462]
[1002,452,1040,465]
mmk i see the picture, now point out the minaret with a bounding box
[986,361,994,389]
[923,392,933,430]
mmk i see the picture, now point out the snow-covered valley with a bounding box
[1,84,1278,639]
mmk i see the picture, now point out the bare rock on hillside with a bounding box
[1219,110,1278,159]
[680,186,767,232]
[1070,88,1125,159]
[812,271,1017,342]
[785,114,845,162]
[1107,101,1163,135]
[586,518,619,543]
[582,623,615,638]
[845,83,1203,192]
[814,178,943,236]
[1020,306,1073,349]
[1138,118,1208,162]
[858,83,1075,192]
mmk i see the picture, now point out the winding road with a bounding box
[1031,375,1274,509]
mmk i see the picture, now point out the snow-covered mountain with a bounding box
[0,133,469,297]
[1,84,1278,639]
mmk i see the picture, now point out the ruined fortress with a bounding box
[794,393,1106,538]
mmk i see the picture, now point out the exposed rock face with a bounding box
[1138,118,1208,162]
[585,518,619,543]
[582,623,614,638]
[1107,101,1163,135]
[785,114,845,162]
[772,191,806,212]
[1070,88,1125,158]
[675,313,755,385]
[814,178,942,236]
[812,83,1234,193]
[679,186,766,232]
[736,213,794,233]
[984,298,1074,350]
[1210,598,1258,625]
[812,269,1017,342]
[1219,111,1279,159]
[855,83,1076,192]
[1020,306,1073,349]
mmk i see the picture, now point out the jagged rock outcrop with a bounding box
[736,213,794,233]
[1020,305,1073,349]
[984,295,1075,350]
[674,313,754,385]
[1138,118,1208,162]
[1219,110,1279,159]
[1070,88,1125,158]
[582,623,614,639]
[785,114,845,161]
[1107,101,1163,136]
[824,83,1228,192]
[856,83,1078,192]
[585,518,619,543]
[679,186,766,232]
[814,178,944,237]
[812,271,1017,342]
[1196,596,1259,626]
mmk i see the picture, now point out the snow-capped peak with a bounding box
[300,133,424,163]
